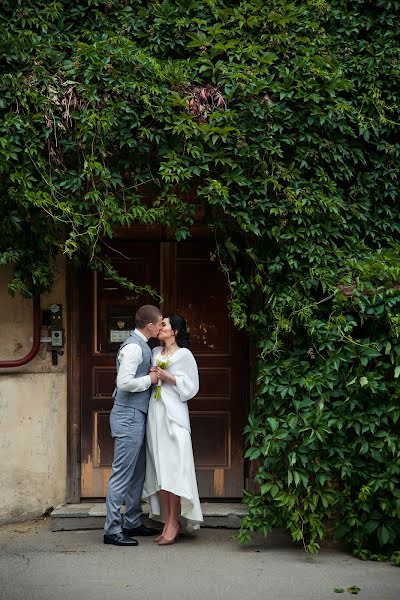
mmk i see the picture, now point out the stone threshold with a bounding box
[51,502,247,531]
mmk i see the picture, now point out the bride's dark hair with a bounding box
[166,314,191,348]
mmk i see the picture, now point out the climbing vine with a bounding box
[0,0,399,562]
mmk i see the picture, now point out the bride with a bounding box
[142,314,203,545]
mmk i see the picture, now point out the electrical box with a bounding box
[49,304,63,348]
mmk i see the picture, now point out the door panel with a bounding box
[81,242,160,497]
[175,243,245,497]
[80,240,246,498]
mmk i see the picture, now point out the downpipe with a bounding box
[0,295,41,368]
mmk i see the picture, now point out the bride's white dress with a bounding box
[142,347,203,531]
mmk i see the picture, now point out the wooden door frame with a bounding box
[66,229,252,503]
[66,264,82,502]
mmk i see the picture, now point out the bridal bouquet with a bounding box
[153,355,171,400]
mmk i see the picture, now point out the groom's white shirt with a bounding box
[116,328,152,393]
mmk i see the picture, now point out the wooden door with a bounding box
[80,240,246,498]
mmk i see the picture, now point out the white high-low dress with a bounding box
[142,346,203,531]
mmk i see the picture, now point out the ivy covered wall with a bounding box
[0,1,399,560]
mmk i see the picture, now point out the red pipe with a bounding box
[0,295,41,368]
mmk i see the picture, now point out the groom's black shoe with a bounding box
[123,524,159,537]
[103,533,138,546]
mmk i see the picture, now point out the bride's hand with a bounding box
[156,367,169,381]
[156,367,175,385]
[149,366,157,372]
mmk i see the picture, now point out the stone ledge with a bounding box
[51,502,246,531]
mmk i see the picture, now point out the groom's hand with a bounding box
[149,371,158,384]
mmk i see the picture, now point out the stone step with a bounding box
[51,502,247,531]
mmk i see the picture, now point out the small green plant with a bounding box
[347,587,361,595]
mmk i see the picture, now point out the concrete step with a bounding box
[51,502,247,531]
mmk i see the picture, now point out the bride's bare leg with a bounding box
[158,492,180,544]
[154,490,170,542]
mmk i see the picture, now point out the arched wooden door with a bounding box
[80,240,247,499]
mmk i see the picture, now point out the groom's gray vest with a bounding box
[113,331,152,413]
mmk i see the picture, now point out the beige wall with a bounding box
[0,260,67,523]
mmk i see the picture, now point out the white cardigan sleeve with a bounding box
[173,349,199,403]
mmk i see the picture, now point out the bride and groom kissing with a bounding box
[104,304,203,547]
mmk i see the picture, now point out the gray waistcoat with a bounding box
[113,332,152,413]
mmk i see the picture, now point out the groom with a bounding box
[104,304,163,546]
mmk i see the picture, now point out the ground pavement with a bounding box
[0,518,398,600]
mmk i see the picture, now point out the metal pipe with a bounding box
[0,295,41,368]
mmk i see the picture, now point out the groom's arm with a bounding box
[116,344,152,392]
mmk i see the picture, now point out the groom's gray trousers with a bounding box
[104,404,147,536]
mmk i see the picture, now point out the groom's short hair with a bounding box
[135,305,162,329]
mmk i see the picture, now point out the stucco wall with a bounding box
[0,260,67,524]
